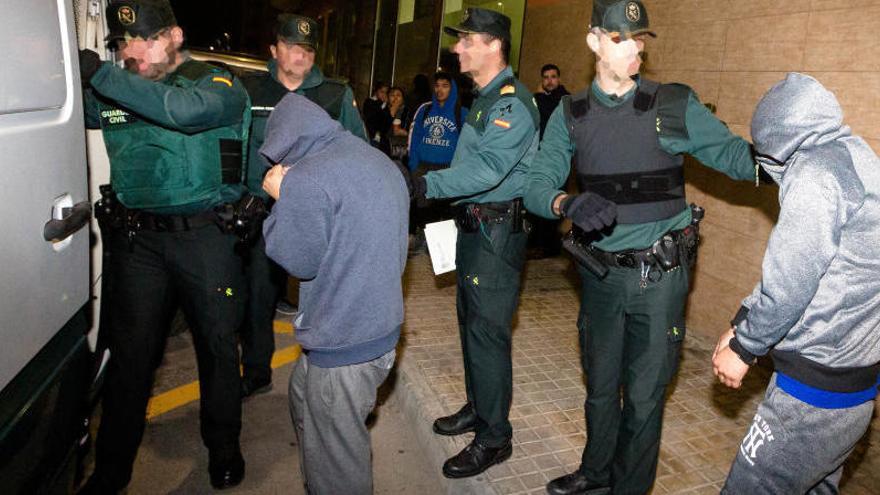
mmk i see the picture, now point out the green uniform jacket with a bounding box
[84,56,249,214]
[241,61,367,198]
[425,66,539,204]
[525,78,755,251]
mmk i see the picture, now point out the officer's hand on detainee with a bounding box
[78,49,103,86]
[560,192,617,232]
[262,165,289,201]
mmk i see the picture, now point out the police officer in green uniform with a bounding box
[236,14,368,398]
[524,2,758,494]
[77,0,249,491]
[410,8,539,479]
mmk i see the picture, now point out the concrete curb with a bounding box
[387,336,498,495]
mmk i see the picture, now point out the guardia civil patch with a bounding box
[118,6,136,25]
[100,107,138,127]
[626,2,641,22]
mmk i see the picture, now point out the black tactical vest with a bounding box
[563,79,691,224]
[243,74,347,120]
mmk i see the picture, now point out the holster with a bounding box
[565,203,704,276]
[454,198,525,233]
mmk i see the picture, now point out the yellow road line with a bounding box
[146,340,300,420]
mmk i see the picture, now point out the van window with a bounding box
[0,0,66,115]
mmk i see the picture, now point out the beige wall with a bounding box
[519,0,880,339]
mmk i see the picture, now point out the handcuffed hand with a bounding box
[78,49,103,86]
[262,164,289,201]
[561,192,617,232]
[713,326,750,389]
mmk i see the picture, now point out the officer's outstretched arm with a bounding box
[89,63,248,133]
[426,99,536,199]
[661,92,754,181]
[523,105,575,219]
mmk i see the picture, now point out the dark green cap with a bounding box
[443,8,511,41]
[105,0,176,43]
[591,0,656,38]
[275,14,320,49]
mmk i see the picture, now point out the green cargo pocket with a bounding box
[664,324,685,384]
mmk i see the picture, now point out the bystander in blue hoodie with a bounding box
[408,74,469,172]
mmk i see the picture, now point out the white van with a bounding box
[0,0,93,492]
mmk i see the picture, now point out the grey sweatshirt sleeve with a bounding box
[263,173,332,279]
[734,157,861,356]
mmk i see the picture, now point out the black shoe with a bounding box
[546,472,610,495]
[442,439,512,478]
[209,448,245,489]
[240,375,272,398]
[432,402,477,436]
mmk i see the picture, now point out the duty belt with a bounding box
[454,198,524,233]
[129,209,218,232]
[564,203,704,282]
[588,224,697,270]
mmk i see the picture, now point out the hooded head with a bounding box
[751,73,851,182]
[260,93,345,166]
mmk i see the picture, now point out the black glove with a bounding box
[412,175,428,207]
[393,160,413,196]
[78,49,103,86]
[561,192,617,232]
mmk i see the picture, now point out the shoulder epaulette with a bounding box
[175,59,229,81]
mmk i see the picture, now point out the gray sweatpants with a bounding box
[722,373,874,495]
[289,349,396,495]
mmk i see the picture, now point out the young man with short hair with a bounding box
[411,7,540,479]
[524,1,758,493]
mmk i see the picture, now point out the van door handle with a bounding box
[44,201,92,242]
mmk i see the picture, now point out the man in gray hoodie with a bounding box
[260,93,409,494]
[714,73,880,493]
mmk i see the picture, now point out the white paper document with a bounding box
[423,219,458,275]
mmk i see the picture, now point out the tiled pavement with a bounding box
[394,253,880,495]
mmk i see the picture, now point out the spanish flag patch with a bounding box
[493,119,511,129]
[212,76,233,87]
